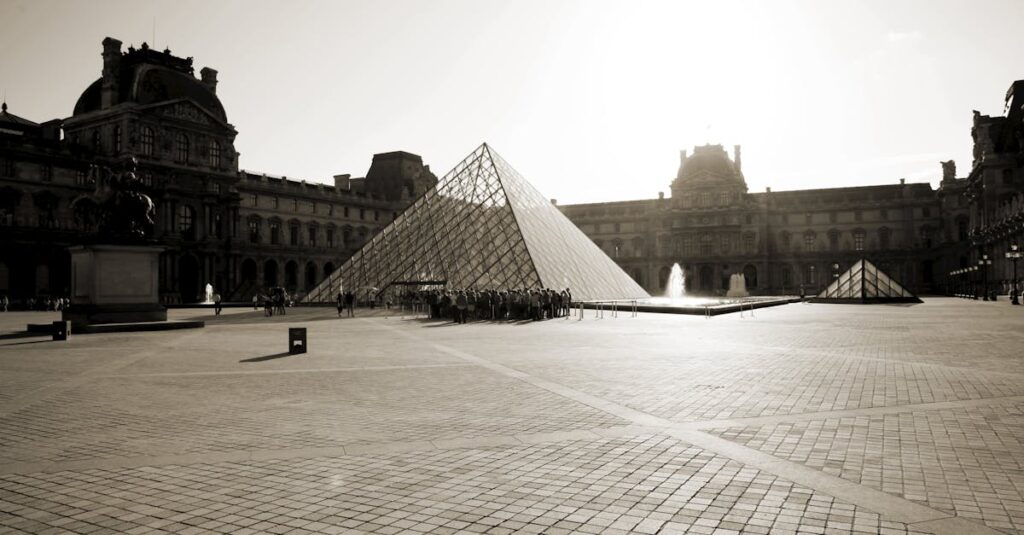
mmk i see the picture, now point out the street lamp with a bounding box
[972,265,979,299]
[1007,244,1021,305]
[974,254,991,299]
[832,263,840,281]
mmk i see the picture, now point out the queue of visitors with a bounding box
[0,295,69,312]
[415,288,574,323]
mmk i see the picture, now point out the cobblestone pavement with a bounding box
[0,298,1021,534]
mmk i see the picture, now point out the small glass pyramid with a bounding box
[814,258,920,303]
[304,143,650,303]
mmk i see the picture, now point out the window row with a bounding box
[245,217,369,248]
[246,193,386,220]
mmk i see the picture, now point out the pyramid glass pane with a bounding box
[305,144,648,304]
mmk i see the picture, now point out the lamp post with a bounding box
[1007,244,1021,305]
[972,265,979,299]
[976,255,992,300]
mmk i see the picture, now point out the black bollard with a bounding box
[288,327,307,354]
[52,320,69,341]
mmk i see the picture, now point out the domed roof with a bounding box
[677,144,741,182]
[73,47,226,122]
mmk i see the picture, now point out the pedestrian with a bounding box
[1,294,7,312]
[345,290,355,317]
[455,291,468,324]
[252,294,258,310]
[336,291,344,317]
[213,292,222,315]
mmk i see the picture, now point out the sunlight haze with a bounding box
[1,0,1020,204]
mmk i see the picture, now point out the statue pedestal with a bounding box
[63,244,167,328]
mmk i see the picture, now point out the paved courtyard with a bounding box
[0,298,1022,534]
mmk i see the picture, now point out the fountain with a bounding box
[666,263,686,300]
[726,273,749,297]
[202,283,214,304]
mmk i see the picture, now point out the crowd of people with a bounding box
[413,288,574,323]
[253,287,292,316]
[0,295,70,312]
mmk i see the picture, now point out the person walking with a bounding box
[0,294,7,312]
[252,294,258,310]
[455,291,468,324]
[213,292,223,316]
[345,290,355,317]
[336,291,344,317]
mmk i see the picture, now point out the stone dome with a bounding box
[676,144,742,183]
[73,46,226,122]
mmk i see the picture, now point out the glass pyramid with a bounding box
[305,143,650,303]
[814,258,920,303]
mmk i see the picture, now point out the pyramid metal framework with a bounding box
[305,144,649,303]
[813,258,920,303]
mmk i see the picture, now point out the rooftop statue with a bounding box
[74,157,155,241]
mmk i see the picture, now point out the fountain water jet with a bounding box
[666,263,686,300]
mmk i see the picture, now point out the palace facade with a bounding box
[560,80,1023,297]
[0,37,435,304]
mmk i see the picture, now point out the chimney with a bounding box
[733,145,742,172]
[200,67,218,94]
[334,174,351,190]
[766,186,771,193]
[679,149,687,163]
[900,178,906,185]
[658,191,665,200]
[101,37,122,109]
[550,199,557,205]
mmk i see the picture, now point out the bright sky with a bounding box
[1,0,1021,204]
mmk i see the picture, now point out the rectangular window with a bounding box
[326,229,334,248]
[880,208,888,220]
[805,213,812,224]
[804,234,815,251]
[292,199,298,211]
[360,208,365,220]
[270,222,280,245]
[344,206,350,217]
[41,165,53,182]
[829,212,837,223]
[854,210,863,222]
[290,225,299,246]
[250,193,258,207]
[248,220,259,243]
[308,227,317,247]
[272,197,279,209]
[922,207,931,218]
[76,170,87,186]
[854,231,865,251]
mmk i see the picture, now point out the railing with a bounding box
[576,300,639,320]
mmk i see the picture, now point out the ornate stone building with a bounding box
[0,37,435,304]
[561,80,1024,297]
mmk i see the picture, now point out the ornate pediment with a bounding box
[145,99,231,130]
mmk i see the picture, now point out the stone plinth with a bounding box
[63,244,167,328]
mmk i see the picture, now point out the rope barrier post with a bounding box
[632,300,637,318]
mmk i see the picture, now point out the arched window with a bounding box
[269,220,281,245]
[113,126,122,154]
[248,217,260,243]
[175,133,189,163]
[308,224,318,247]
[700,235,713,256]
[806,264,817,285]
[209,141,221,168]
[803,231,816,252]
[828,229,840,251]
[853,229,866,251]
[177,205,195,239]
[141,127,154,156]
